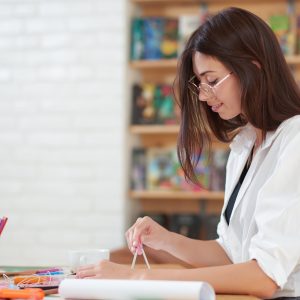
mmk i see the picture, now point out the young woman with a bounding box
[77,7,300,299]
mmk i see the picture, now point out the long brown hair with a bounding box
[176,7,300,185]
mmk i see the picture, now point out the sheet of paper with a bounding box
[59,278,215,300]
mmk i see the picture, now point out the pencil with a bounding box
[0,217,8,236]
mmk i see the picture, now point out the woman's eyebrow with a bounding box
[199,70,215,76]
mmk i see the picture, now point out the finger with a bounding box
[83,275,98,279]
[132,222,149,247]
[137,243,143,255]
[136,217,143,224]
[126,217,144,252]
[129,230,136,253]
[76,268,96,278]
[76,264,94,272]
[126,219,139,244]
[125,227,135,252]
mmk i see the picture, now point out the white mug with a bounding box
[68,249,110,272]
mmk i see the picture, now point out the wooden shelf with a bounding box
[131,0,200,3]
[286,55,300,65]
[131,0,275,3]
[129,190,224,200]
[130,125,180,134]
[130,56,300,70]
[130,125,229,149]
[130,59,177,70]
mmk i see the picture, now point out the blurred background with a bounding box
[1,0,299,266]
[0,0,127,265]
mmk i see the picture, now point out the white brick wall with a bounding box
[0,0,127,266]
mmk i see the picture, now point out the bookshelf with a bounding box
[130,58,178,69]
[129,190,224,201]
[127,0,300,238]
[130,125,179,134]
[130,55,300,69]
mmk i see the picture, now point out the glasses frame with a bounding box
[188,72,233,101]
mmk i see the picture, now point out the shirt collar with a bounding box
[229,119,293,154]
[230,123,256,154]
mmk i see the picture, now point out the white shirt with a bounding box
[216,115,300,298]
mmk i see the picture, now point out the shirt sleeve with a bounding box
[215,219,233,262]
[249,131,300,289]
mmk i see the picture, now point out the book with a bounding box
[203,214,220,240]
[297,15,300,54]
[131,148,147,190]
[269,14,296,55]
[146,147,176,190]
[154,84,177,124]
[178,5,210,55]
[144,18,164,60]
[209,148,229,191]
[131,83,178,125]
[131,83,157,124]
[161,18,179,59]
[130,146,228,193]
[178,15,201,55]
[130,17,179,60]
[130,18,144,60]
[169,214,201,238]
[59,278,216,300]
[192,150,210,190]
[146,147,210,191]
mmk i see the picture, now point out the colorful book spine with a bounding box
[269,14,296,55]
[131,18,144,60]
[143,18,164,60]
[130,147,213,192]
[131,148,147,190]
[131,83,179,125]
[297,15,300,54]
[161,18,178,59]
[131,17,179,60]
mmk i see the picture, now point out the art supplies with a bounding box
[14,275,52,285]
[59,278,215,300]
[131,243,151,270]
[0,267,68,292]
[0,267,64,277]
[35,268,64,275]
[0,216,8,236]
[13,274,65,289]
[0,288,44,300]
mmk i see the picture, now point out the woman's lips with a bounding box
[211,103,223,112]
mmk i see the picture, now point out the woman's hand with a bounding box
[125,216,171,254]
[76,260,141,279]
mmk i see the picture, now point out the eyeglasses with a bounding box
[188,72,233,101]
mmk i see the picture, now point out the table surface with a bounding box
[44,295,260,300]
[1,265,260,300]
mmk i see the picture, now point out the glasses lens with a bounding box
[188,77,200,96]
[199,83,214,100]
